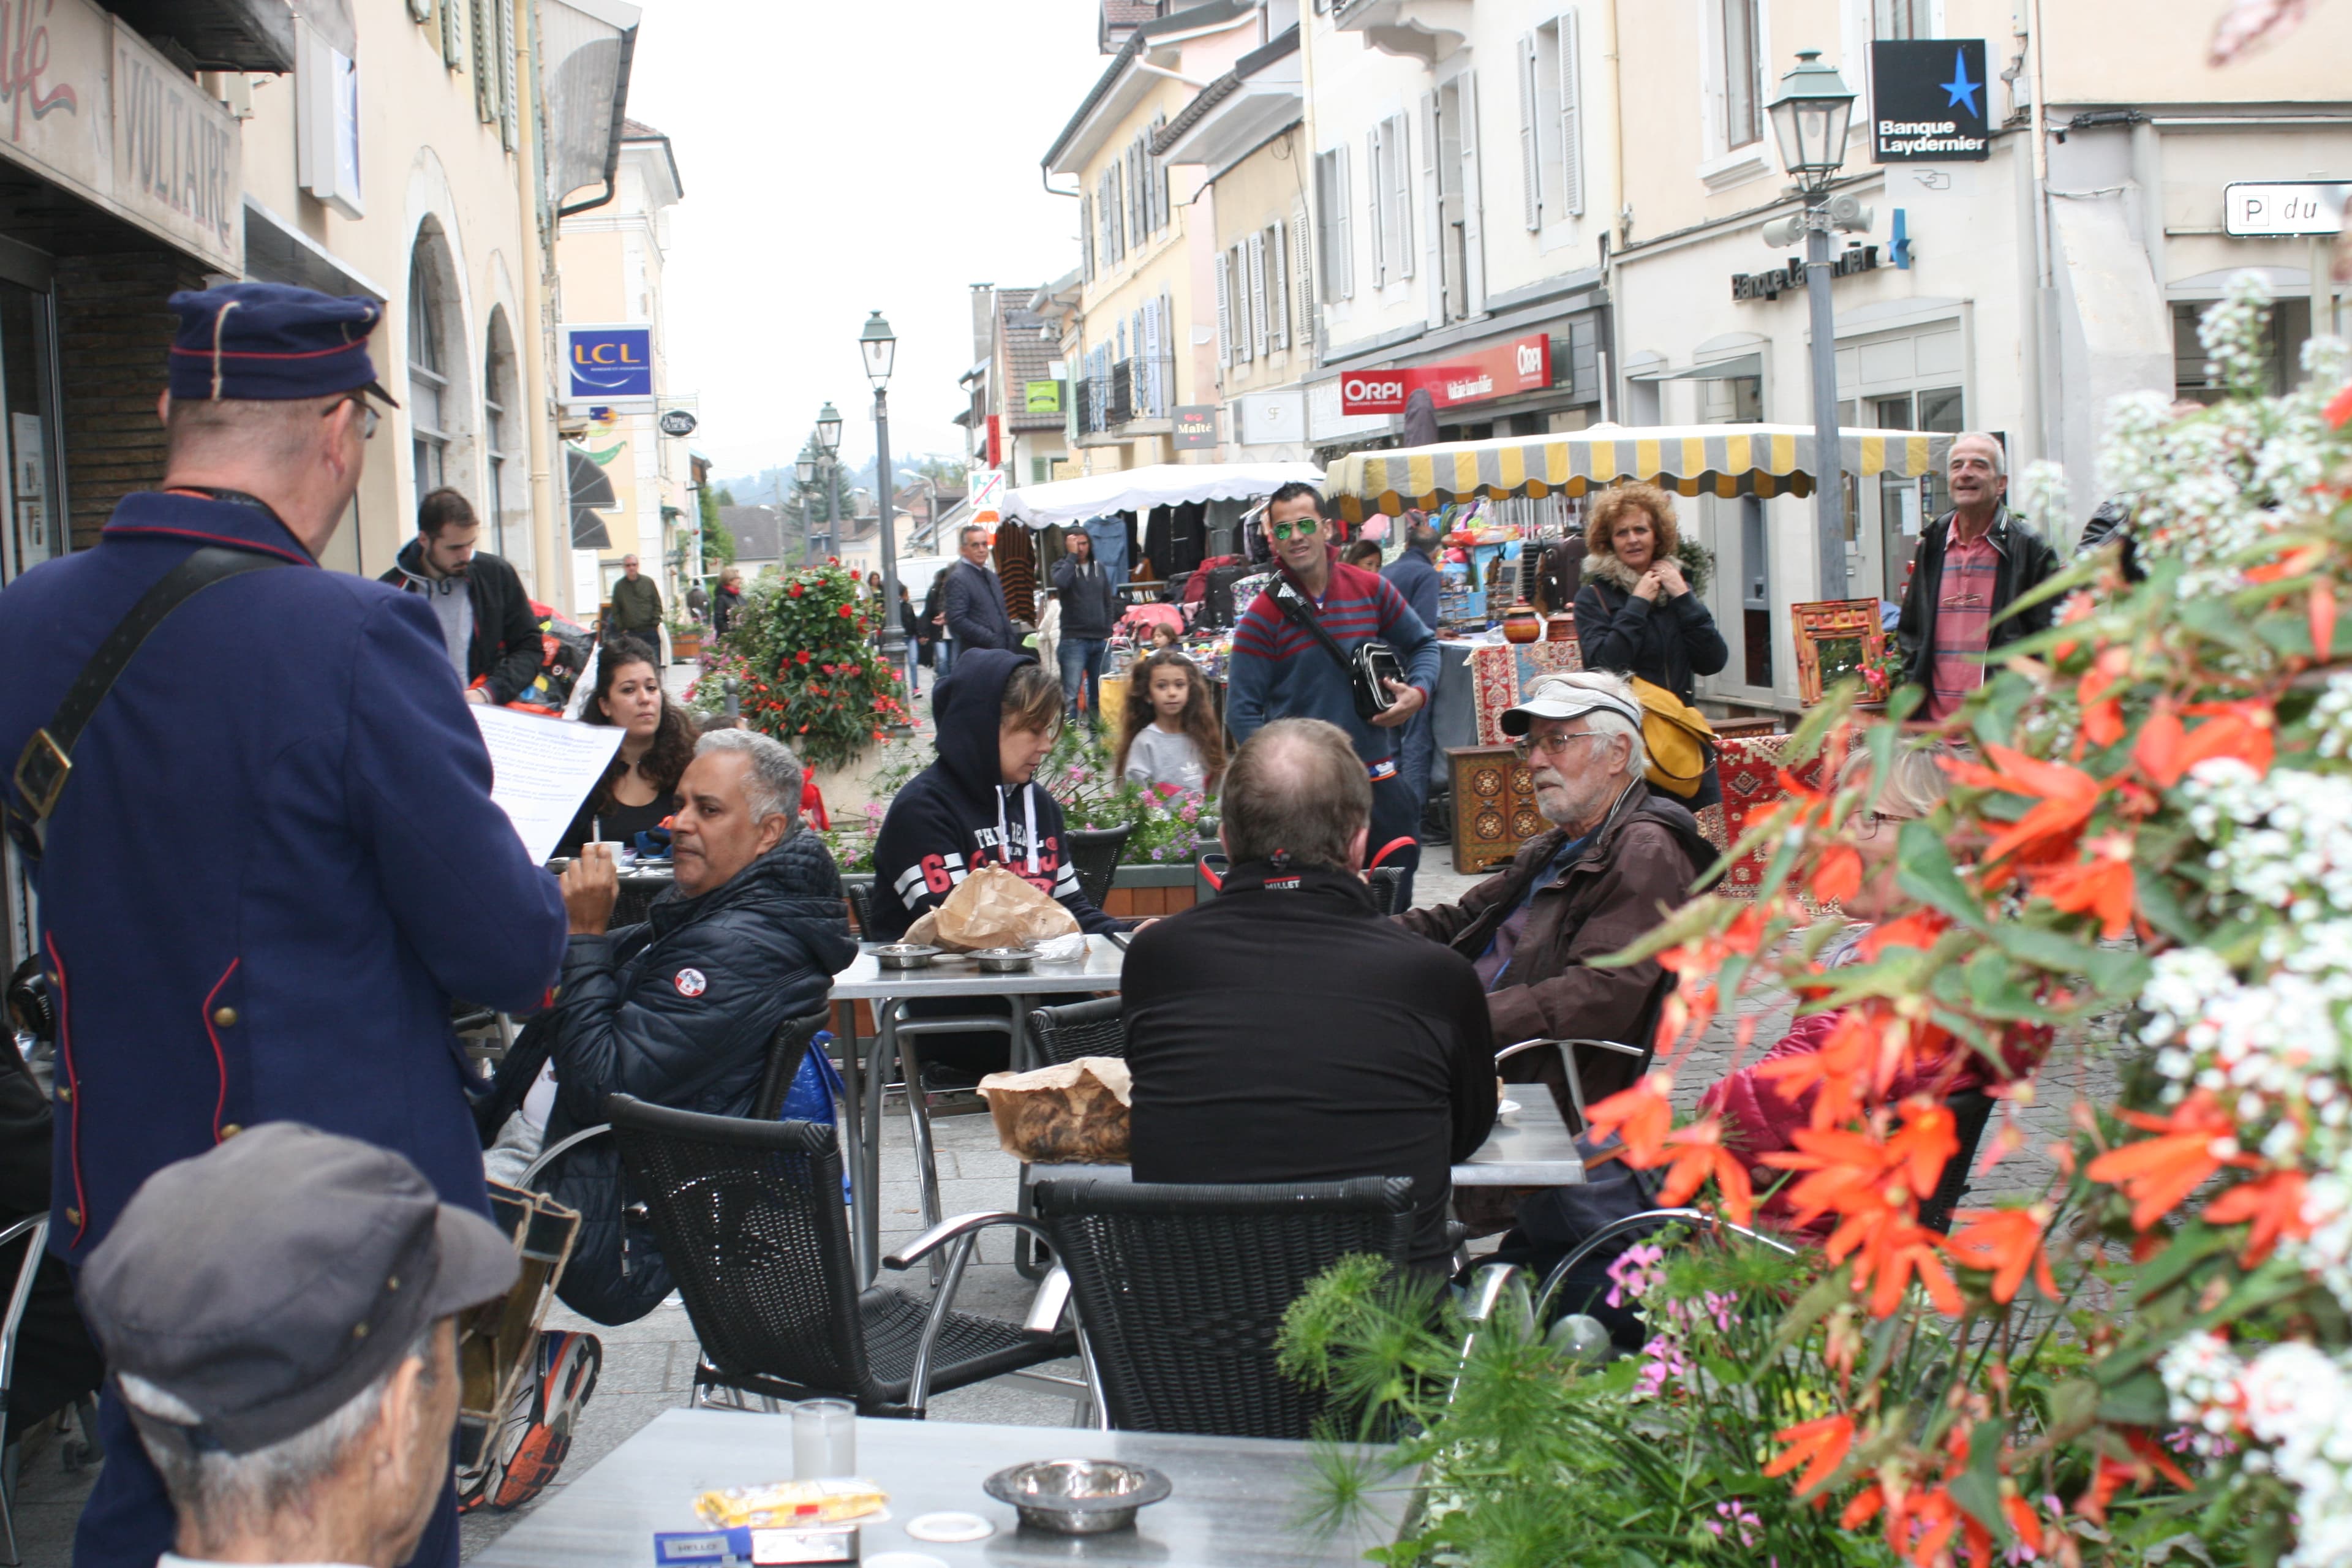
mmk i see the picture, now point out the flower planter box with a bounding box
[1101,862,1197,918]
[673,630,703,662]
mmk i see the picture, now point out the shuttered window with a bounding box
[1521,15,1587,227]
[1313,147,1352,302]
[1292,208,1315,362]
[1214,252,1233,369]
[1246,229,1268,359]
[1265,223,1289,350]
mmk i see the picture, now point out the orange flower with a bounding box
[2327,380,2352,428]
[2085,1090,2247,1230]
[1941,745,2105,866]
[1654,1117,1756,1226]
[1582,1073,1674,1166]
[1855,1215,1964,1316]
[2002,1493,2044,1555]
[2314,576,2339,663]
[1856,909,1950,961]
[2202,1169,2312,1265]
[2138,699,2276,788]
[2027,832,2136,938]
[1813,842,1864,905]
[1758,1009,1880,1129]
[1943,1204,2058,1303]
[1839,1483,1886,1529]
[1763,1126,1896,1225]
[1886,1097,1960,1196]
[1765,1413,1855,1496]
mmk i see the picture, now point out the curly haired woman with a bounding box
[1572,483,1729,704]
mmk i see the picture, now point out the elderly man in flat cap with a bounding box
[78,1124,519,1568]
[0,282,566,1568]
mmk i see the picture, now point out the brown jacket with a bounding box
[1396,782,1712,1109]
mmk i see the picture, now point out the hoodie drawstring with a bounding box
[995,783,1042,875]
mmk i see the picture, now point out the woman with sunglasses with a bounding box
[1227,481,1441,911]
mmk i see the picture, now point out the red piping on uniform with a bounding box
[1368,836,1417,868]
[46,935,87,1248]
[168,341,364,361]
[202,959,238,1141]
[102,524,311,565]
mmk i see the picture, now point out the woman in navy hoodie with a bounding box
[871,650,1126,1078]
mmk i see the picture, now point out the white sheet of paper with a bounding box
[470,705,625,865]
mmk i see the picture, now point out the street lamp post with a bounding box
[816,402,843,564]
[794,455,816,564]
[1765,49,1860,602]
[858,312,906,690]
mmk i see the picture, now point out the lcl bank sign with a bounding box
[1340,333,1551,415]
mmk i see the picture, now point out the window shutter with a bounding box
[473,0,496,119]
[497,0,518,148]
[440,0,463,66]
[1292,207,1315,362]
[1267,223,1289,350]
[1365,126,1385,287]
[1518,33,1541,230]
[1148,292,1167,411]
[1420,92,1442,328]
[1390,114,1414,278]
[1458,70,1485,317]
[1248,230,1269,360]
[1560,10,1586,217]
[1335,143,1354,301]
[1080,194,1095,282]
[1215,252,1232,369]
[1147,115,1168,232]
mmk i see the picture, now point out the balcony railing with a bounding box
[1076,355,1178,436]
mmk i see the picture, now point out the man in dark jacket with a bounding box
[943,524,1014,653]
[1050,527,1120,725]
[609,553,664,643]
[1381,517,1444,835]
[381,488,546,704]
[484,728,855,1325]
[1896,433,2062,720]
[1397,671,1713,1119]
[1124,718,1495,1272]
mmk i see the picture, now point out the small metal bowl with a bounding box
[970,947,1035,974]
[872,943,941,970]
[982,1458,1172,1535]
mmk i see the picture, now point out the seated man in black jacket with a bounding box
[1121,718,1497,1273]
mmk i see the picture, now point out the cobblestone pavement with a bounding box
[9,859,2121,1565]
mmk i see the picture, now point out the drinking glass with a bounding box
[791,1398,856,1479]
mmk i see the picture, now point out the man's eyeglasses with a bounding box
[1852,810,1910,839]
[1512,729,1611,762]
[328,396,380,440]
[1269,517,1321,541]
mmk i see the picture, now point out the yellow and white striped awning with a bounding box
[1325,424,1952,521]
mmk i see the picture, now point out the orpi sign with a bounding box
[1339,334,1552,415]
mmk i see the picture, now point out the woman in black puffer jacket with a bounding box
[480,825,856,1325]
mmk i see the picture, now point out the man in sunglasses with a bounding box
[1396,671,1714,1117]
[1227,481,1441,908]
[0,282,566,1568]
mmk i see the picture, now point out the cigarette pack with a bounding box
[652,1526,859,1565]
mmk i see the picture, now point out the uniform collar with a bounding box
[103,489,317,566]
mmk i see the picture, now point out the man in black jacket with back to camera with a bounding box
[1121,718,1496,1273]
[381,487,545,704]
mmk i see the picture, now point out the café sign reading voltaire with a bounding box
[0,0,242,272]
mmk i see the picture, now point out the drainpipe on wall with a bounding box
[2026,0,2060,469]
[1604,0,1627,422]
[518,0,566,615]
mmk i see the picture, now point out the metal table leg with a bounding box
[859,999,899,1285]
[833,999,872,1286]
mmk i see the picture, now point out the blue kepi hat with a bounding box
[166,282,399,405]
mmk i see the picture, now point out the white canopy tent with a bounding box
[999,462,1323,530]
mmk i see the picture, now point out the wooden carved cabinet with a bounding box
[1447,744,1545,873]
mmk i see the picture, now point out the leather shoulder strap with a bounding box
[10,546,289,848]
[1267,579,1355,677]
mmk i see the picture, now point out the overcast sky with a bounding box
[625,0,1105,483]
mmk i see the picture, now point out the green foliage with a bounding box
[698,483,735,567]
[684,565,910,771]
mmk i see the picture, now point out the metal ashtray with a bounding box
[872,943,941,970]
[970,946,1035,974]
[982,1458,1172,1535]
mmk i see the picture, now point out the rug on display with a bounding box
[1466,641,1584,745]
[1714,733,1819,900]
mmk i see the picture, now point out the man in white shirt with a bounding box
[75,1125,519,1568]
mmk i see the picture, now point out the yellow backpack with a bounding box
[1629,677,1716,799]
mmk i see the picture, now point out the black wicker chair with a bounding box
[1065,826,1130,910]
[843,879,876,940]
[1366,865,1406,916]
[892,1177,1414,1439]
[1028,997,1126,1066]
[606,1095,1083,1417]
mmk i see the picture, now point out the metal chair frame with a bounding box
[1493,1036,1648,1133]
[0,1213,51,1567]
[1010,998,1128,1281]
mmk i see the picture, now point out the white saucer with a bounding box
[905,1511,994,1543]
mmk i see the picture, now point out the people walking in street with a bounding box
[1381,517,1444,838]
[943,523,1014,654]
[898,582,923,696]
[380,488,545,706]
[1895,433,2062,721]
[1050,526,1119,725]
[607,553,663,644]
[712,564,742,638]
[1227,481,1440,912]
[0,281,566,1568]
[921,567,951,680]
[687,578,710,624]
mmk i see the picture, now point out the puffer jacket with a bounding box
[1395,782,1714,1114]
[482,829,857,1324]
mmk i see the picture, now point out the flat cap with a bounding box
[77,1123,516,1455]
[167,282,399,405]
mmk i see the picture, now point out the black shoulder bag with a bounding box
[1266,578,1406,723]
[8,545,289,861]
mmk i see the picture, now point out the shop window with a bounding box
[1716,0,1762,151]
[1873,0,1934,39]
[483,307,527,582]
[405,224,471,505]
[2174,298,2312,403]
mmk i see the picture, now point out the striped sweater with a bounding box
[1227,554,1441,767]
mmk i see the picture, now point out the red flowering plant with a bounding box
[1281,281,2352,1568]
[685,565,911,771]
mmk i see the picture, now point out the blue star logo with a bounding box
[1941,48,1981,117]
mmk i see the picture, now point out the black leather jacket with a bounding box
[1895,507,2063,693]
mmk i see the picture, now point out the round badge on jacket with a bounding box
[674,968,707,998]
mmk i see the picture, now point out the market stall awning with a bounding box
[1001,462,1323,529]
[1324,424,1950,520]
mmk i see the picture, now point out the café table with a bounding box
[469,1408,1409,1568]
[827,935,1127,1283]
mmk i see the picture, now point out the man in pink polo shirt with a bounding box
[1894,433,2062,721]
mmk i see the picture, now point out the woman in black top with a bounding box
[556,636,697,857]
[1572,483,1729,807]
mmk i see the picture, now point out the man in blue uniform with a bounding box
[0,283,568,1568]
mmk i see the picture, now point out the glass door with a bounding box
[0,279,62,586]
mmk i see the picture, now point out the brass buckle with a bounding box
[12,729,70,821]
